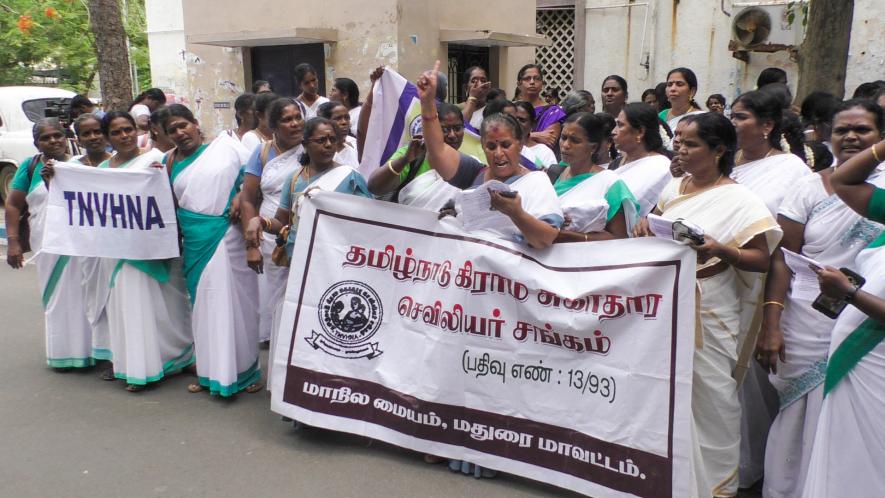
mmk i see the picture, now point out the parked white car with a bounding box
[0,86,76,202]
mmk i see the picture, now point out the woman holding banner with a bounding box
[69,114,113,371]
[634,112,781,498]
[162,104,262,397]
[94,111,193,391]
[611,103,672,216]
[801,137,885,497]
[550,112,638,241]
[245,117,370,394]
[757,100,885,497]
[238,97,305,384]
[418,61,561,478]
[4,118,94,370]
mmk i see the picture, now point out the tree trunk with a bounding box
[795,0,854,102]
[88,0,133,111]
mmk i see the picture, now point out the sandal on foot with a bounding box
[125,384,145,392]
[187,383,204,393]
[244,382,264,394]
[100,367,116,381]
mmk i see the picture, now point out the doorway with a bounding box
[250,43,326,97]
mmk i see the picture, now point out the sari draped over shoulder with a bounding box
[763,169,885,498]
[97,150,193,385]
[731,153,811,215]
[256,144,302,344]
[803,186,885,498]
[730,151,810,487]
[171,134,259,397]
[658,178,782,498]
[267,163,371,391]
[615,154,672,216]
[12,156,93,368]
[555,169,639,234]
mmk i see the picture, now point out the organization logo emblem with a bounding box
[306,280,383,359]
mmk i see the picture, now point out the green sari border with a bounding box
[824,318,885,396]
[41,256,71,307]
[197,359,261,397]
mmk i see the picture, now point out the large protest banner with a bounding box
[271,192,696,498]
[42,162,179,259]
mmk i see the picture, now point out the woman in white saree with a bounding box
[4,119,93,370]
[163,104,261,397]
[245,117,371,393]
[418,61,562,478]
[729,90,811,488]
[239,98,305,347]
[802,126,885,497]
[635,112,781,498]
[612,103,673,217]
[68,114,113,367]
[551,112,638,241]
[97,111,192,391]
[757,100,885,497]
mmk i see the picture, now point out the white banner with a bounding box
[271,192,696,498]
[42,162,179,259]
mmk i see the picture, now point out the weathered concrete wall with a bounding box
[160,0,538,136]
[145,0,188,101]
[583,0,882,105]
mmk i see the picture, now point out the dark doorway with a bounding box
[446,44,490,103]
[251,43,325,97]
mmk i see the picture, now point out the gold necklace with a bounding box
[681,174,723,195]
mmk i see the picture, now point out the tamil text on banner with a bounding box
[42,162,179,259]
[271,192,696,498]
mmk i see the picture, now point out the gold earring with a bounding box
[763,132,768,140]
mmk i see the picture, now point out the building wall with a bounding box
[149,0,538,136]
[582,0,882,105]
[145,0,188,102]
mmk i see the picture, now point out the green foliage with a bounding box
[0,0,150,95]
[786,1,809,28]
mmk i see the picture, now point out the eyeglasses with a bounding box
[305,136,339,145]
[441,125,463,134]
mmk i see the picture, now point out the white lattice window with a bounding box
[536,8,575,100]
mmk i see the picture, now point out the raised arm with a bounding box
[830,139,885,217]
[417,60,462,181]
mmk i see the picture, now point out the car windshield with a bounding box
[22,98,71,123]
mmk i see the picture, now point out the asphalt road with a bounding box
[0,260,571,498]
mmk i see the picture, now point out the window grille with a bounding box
[536,8,575,101]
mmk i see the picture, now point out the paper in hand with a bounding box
[780,248,825,301]
[455,180,518,235]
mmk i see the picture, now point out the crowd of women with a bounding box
[5,57,885,497]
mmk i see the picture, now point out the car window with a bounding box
[22,98,71,123]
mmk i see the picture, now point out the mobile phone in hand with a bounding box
[812,267,866,319]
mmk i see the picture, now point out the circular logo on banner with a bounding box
[318,281,383,347]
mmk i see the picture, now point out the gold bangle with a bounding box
[872,144,883,163]
[386,160,399,175]
[583,233,589,242]
[467,96,478,103]
[763,301,785,309]
[733,247,742,265]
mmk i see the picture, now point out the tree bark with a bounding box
[88,0,133,111]
[795,0,854,102]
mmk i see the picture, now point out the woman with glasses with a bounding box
[515,64,565,150]
[255,117,370,266]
